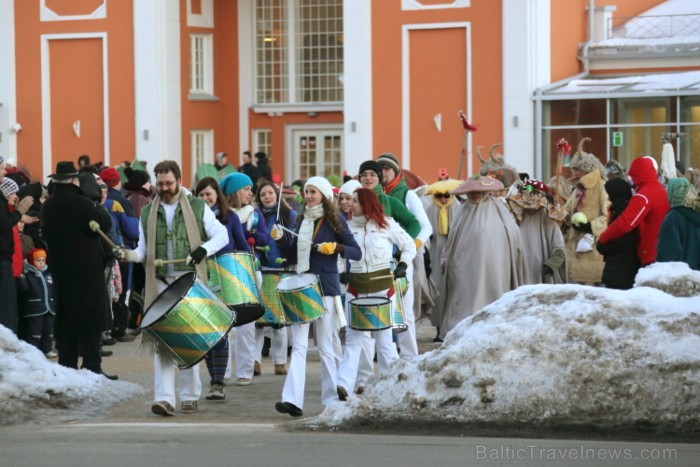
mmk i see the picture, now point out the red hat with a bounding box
[99,167,121,188]
[438,168,448,179]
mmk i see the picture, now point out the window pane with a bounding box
[610,125,673,170]
[680,125,700,171]
[541,128,607,181]
[545,99,606,126]
[255,0,289,103]
[611,97,672,125]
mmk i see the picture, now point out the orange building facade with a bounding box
[1,0,698,185]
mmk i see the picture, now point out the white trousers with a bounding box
[152,278,202,405]
[337,290,398,392]
[255,326,288,365]
[233,321,256,379]
[396,262,418,358]
[355,335,375,388]
[281,296,338,409]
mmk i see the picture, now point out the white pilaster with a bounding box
[502,0,550,178]
[237,1,253,161]
[343,0,373,175]
[0,0,17,163]
[134,0,182,170]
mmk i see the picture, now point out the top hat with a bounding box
[48,161,79,180]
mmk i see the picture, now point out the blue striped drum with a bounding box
[140,273,235,369]
[391,281,408,334]
[207,252,264,326]
[349,296,392,331]
[276,273,326,324]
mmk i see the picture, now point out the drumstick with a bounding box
[276,225,316,246]
[276,182,284,222]
[369,274,395,281]
[89,220,118,249]
[153,258,188,267]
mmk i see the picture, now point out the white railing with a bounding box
[609,14,700,39]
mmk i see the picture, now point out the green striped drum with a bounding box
[349,296,392,331]
[276,273,326,324]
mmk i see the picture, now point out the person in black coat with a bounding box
[596,178,639,289]
[40,162,117,379]
[254,152,272,183]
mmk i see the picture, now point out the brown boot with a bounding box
[253,361,261,376]
[274,364,287,375]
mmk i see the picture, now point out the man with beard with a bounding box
[40,161,116,378]
[114,160,228,416]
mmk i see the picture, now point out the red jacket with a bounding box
[599,157,669,265]
[10,206,23,277]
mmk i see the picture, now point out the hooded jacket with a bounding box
[598,157,669,265]
[656,177,700,270]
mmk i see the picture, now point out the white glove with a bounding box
[270,224,284,241]
[113,247,138,263]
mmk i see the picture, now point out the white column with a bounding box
[237,1,253,161]
[343,0,373,175]
[133,0,182,170]
[0,0,17,164]
[502,0,550,177]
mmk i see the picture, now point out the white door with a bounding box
[291,129,343,180]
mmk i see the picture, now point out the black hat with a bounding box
[124,167,150,187]
[359,160,382,178]
[48,161,79,180]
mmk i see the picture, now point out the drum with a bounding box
[349,296,392,331]
[276,273,326,324]
[207,252,264,326]
[258,269,293,326]
[391,283,408,334]
[395,277,409,297]
[140,272,235,369]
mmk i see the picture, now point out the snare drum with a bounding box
[258,269,293,326]
[140,272,235,369]
[391,282,408,334]
[395,276,409,297]
[207,252,264,326]
[276,273,326,324]
[349,296,392,331]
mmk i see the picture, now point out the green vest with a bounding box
[387,175,409,204]
[140,195,207,276]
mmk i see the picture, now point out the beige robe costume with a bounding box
[517,209,567,284]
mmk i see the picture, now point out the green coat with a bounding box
[372,184,420,238]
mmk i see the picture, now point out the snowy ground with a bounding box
[0,327,142,426]
[313,263,700,435]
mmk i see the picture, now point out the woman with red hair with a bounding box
[336,188,416,400]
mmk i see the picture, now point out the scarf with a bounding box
[433,196,456,235]
[383,173,403,195]
[234,204,254,225]
[350,214,367,227]
[144,190,205,309]
[296,204,324,273]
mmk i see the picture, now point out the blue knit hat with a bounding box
[220,172,252,195]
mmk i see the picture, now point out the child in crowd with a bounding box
[17,248,57,357]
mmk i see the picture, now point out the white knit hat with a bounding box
[339,179,361,196]
[305,176,334,200]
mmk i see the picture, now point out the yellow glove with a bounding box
[317,242,338,255]
[270,224,283,241]
[414,238,423,250]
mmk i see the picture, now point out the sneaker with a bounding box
[355,386,365,395]
[45,350,58,359]
[151,401,175,416]
[234,378,251,386]
[116,334,136,343]
[181,400,198,413]
[275,401,303,417]
[253,361,261,376]
[126,327,142,337]
[274,364,287,375]
[337,385,348,401]
[205,384,225,401]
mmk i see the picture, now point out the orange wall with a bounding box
[371,1,502,181]
[14,1,135,180]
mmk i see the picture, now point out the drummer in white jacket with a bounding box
[336,188,416,400]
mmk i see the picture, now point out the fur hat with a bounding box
[339,179,361,196]
[124,167,150,187]
[305,176,333,200]
[0,177,19,198]
[359,160,382,178]
[99,167,121,188]
[376,153,400,173]
[570,138,605,176]
[220,172,253,196]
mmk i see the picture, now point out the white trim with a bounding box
[0,0,17,166]
[190,128,214,184]
[40,33,110,180]
[186,0,214,28]
[238,2,253,157]
[40,0,107,22]
[284,123,343,181]
[402,22,471,172]
[251,104,343,114]
[401,0,470,10]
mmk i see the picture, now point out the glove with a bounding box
[414,239,423,250]
[113,247,137,263]
[186,246,208,266]
[15,196,34,215]
[339,272,349,285]
[541,264,553,276]
[317,242,339,255]
[394,262,408,279]
[270,224,283,241]
[572,221,592,234]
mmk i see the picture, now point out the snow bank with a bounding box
[314,264,700,431]
[0,326,143,425]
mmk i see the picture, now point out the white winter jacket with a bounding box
[348,215,416,274]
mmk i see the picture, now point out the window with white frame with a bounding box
[253,129,272,158]
[190,34,214,96]
[191,129,214,177]
[187,0,214,28]
[255,0,344,105]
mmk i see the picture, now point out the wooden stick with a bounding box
[369,274,395,281]
[276,182,284,222]
[88,220,118,250]
[153,258,188,267]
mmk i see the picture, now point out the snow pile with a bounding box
[314,265,700,431]
[635,262,700,297]
[0,326,143,425]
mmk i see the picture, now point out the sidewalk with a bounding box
[99,319,439,424]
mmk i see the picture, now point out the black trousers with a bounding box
[56,332,102,374]
[0,260,18,333]
[22,314,55,353]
